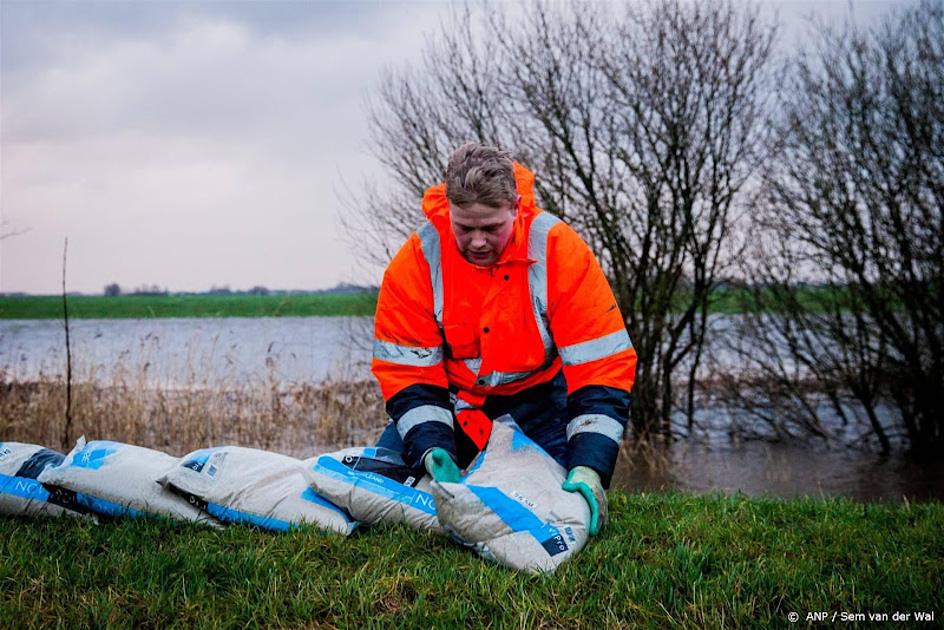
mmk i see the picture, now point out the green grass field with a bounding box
[0,293,378,319]
[0,290,749,320]
[1,491,940,628]
[0,286,887,319]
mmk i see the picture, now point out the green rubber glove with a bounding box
[562,465,608,536]
[424,447,461,483]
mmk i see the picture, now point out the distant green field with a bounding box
[1,492,940,628]
[0,293,378,319]
[0,286,847,319]
[679,285,849,316]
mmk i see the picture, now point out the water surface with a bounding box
[0,317,374,386]
[2,317,940,503]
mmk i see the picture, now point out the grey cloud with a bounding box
[3,2,443,149]
[2,0,424,78]
[0,1,450,293]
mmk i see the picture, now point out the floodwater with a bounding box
[2,317,941,503]
[612,439,944,503]
[0,317,375,386]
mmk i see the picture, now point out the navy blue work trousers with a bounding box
[377,371,570,470]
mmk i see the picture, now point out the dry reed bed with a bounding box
[1,342,841,467]
[0,365,742,467]
[0,365,386,459]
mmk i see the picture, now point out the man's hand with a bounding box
[424,447,461,483]
[562,465,608,536]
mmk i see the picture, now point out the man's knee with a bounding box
[375,421,404,452]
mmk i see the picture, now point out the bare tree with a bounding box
[348,1,777,438]
[728,1,944,453]
[340,4,513,269]
[507,2,777,435]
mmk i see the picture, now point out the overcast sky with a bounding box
[0,0,905,295]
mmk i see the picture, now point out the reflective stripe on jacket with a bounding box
[371,163,637,485]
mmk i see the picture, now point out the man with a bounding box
[371,143,636,535]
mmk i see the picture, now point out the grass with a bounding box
[1,492,941,628]
[677,285,850,316]
[0,293,378,319]
[0,287,847,319]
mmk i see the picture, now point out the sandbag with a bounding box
[158,446,357,535]
[0,442,93,519]
[37,437,215,524]
[303,447,440,533]
[431,417,590,573]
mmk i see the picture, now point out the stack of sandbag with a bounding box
[37,437,216,525]
[158,446,357,535]
[303,447,440,533]
[431,417,590,573]
[0,442,93,519]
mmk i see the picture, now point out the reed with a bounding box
[0,355,386,459]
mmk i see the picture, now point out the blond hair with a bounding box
[445,143,517,208]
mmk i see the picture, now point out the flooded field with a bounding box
[0,317,375,385]
[2,317,941,502]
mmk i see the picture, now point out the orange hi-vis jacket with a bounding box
[371,163,637,485]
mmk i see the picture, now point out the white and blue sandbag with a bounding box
[303,446,440,534]
[158,446,357,535]
[0,442,94,519]
[37,437,216,524]
[431,416,591,574]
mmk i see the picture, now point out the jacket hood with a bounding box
[421,161,538,225]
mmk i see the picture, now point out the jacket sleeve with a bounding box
[371,232,457,468]
[546,222,637,487]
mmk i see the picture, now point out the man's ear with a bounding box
[512,195,521,217]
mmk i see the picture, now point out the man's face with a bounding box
[449,198,518,266]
